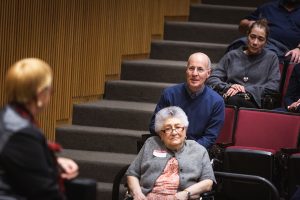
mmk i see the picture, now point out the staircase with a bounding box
[56,0,270,199]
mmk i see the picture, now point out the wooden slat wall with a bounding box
[0,0,190,140]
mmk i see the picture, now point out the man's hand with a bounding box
[287,99,300,111]
[239,19,255,33]
[285,48,300,63]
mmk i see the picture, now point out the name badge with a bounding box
[153,149,167,158]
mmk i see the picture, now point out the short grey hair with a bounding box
[207,57,212,69]
[154,106,189,133]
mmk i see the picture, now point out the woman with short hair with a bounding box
[126,106,215,200]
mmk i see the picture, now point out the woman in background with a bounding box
[207,19,280,108]
[0,58,78,200]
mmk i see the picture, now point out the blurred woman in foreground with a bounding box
[0,58,78,200]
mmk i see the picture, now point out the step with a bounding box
[72,100,156,130]
[189,4,254,24]
[121,59,187,83]
[97,182,126,200]
[201,0,271,7]
[150,40,227,62]
[104,80,174,103]
[164,21,242,44]
[56,125,148,153]
[59,149,136,183]
[97,182,112,200]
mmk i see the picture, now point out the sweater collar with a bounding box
[184,83,205,99]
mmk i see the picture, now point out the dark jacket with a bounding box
[0,105,64,200]
[284,64,300,112]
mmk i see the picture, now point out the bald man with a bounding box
[149,52,225,149]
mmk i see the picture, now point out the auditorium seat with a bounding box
[281,63,296,106]
[215,105,238,145]
[221,108,300,200]
[279,63,285,74]
[215,171,281,200]
[230,108,299,151]
[288,153,300,199]
[222,147,276,200]
[209,105,238,166]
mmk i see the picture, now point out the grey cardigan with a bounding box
[126,136,216,195]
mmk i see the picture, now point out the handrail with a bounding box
[215,171,280,200]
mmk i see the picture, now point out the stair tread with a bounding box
[191,3,255,10]
[57,124,149,137]
[106,79,175,87]
[165,21,239,29]
[122,58,217,67]
[74,99,156,112]
[199,0,269,7]
[60,149,137,165]
[97,181,112,191]
[122,58,187,66]
[97,181,126,200]
[152,39,228,47]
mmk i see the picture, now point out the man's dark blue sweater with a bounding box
[149,83,225,149]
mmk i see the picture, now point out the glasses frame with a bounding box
[161,126,185,134]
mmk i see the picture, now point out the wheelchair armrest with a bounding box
[201,189,215,200]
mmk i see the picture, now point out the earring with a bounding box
[37,101,43,108]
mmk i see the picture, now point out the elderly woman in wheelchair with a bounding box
[125,106,215,200]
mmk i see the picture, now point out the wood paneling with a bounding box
[0,0,190,140]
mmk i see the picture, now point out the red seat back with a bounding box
[282,64,296,105]
[279,63,284,75]
[233,108,300,151]
[216,105,237,144]
[288,153,300,199]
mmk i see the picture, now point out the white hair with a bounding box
[154,106,189,133]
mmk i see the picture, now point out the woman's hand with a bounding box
[127,176,147,200]
[225,84,245,97]
[225,87,239,97]
[285,48,300,64]
[174,191,189,200]
[230,84,245,93]
[131,192,147,200]
[57,157,79,180]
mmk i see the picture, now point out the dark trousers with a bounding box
[226,95,258,108]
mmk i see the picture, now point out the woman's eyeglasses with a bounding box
[161,127,185,134]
